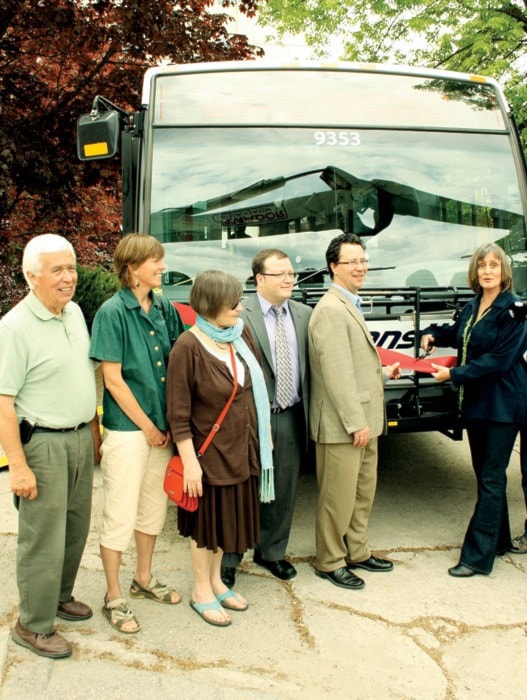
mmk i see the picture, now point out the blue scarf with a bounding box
[196,316,274,503]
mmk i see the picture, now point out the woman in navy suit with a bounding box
[421,242,527,577]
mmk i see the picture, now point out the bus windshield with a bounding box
[145,67,527,300]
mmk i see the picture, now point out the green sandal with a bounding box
[129,577,181,604]
[102,597,141,634]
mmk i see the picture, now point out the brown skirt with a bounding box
[177,475,260,553]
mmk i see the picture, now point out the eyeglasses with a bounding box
[230,298,243,310]
[335,256,369,268]
[260,272,298,280]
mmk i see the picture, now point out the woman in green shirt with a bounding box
[90,233,184,633]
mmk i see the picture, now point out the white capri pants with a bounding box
[99,428,172,551]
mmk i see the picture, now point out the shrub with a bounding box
[74,264,120,332]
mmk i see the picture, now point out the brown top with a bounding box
[166,328,261,486]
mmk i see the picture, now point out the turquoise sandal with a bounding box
[216,589,249,612]
[189,599,232,627]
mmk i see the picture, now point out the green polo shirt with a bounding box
[90,288,183,431]
[0,292,97,427]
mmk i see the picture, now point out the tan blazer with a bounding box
[308,286,385,443]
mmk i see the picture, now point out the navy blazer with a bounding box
[424,291,527,424]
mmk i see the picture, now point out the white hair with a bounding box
[22,234,76,289]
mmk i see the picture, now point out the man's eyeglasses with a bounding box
[335,256,369,268]
[260,272,298,280]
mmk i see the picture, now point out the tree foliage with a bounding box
[259,1,527,137]
[0,0,262,311]
[74,264,120,332]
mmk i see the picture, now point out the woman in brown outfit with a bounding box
[167,270,273,626]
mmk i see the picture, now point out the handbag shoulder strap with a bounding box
[198,343,238,456]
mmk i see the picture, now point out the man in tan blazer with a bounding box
[309,232,400,590]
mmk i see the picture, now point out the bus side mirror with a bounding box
[77,110,120,161]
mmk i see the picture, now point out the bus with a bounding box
[77,61,527,438]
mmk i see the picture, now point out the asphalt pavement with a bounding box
[1,431,527,699]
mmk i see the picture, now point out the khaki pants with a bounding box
[99,428,172,551]
[315,439,378,572]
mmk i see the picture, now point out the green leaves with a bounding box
[74,264,120,332]
[0,0,262,310]
[259,1,527,145]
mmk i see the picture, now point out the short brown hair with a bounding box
[467,242,512,293]
[252,249,289,277]
[190,270,242,319]
[326,232,364,279]
[113,233,165,288]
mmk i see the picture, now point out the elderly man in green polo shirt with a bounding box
[0,234,101,659]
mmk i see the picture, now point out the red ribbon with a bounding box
[376,347,457,374]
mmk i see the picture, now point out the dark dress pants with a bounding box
[460,420,519,573]
[255,406,302,561]
[520,425,527,535]
[222,405,303,569]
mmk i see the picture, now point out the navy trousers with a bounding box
[460,420,519,573]
[520,425,527,535]
[222,405,304,568]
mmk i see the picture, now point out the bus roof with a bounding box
[141,60,507,111]
[142,60,509,132]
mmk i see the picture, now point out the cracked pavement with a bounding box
[1,432,527,699]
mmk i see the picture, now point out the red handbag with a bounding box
[164,455,199,511]
[164,344,238,511]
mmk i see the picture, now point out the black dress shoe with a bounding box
[511,535,527,553]
[253,551,297,580]
[348,555,394,572]
[448,563,477,578]
[221,567,236,588]
[315,566,365,590]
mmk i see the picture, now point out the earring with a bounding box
[135,278,140,288]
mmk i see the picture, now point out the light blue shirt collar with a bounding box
[332,283,362,312]
[257,292,289,316]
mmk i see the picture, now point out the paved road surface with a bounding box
[1,432,526,699]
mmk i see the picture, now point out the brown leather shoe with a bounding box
[12,619,72,658]
[57,596,93,621]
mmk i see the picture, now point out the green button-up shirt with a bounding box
[90,288,184,431]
